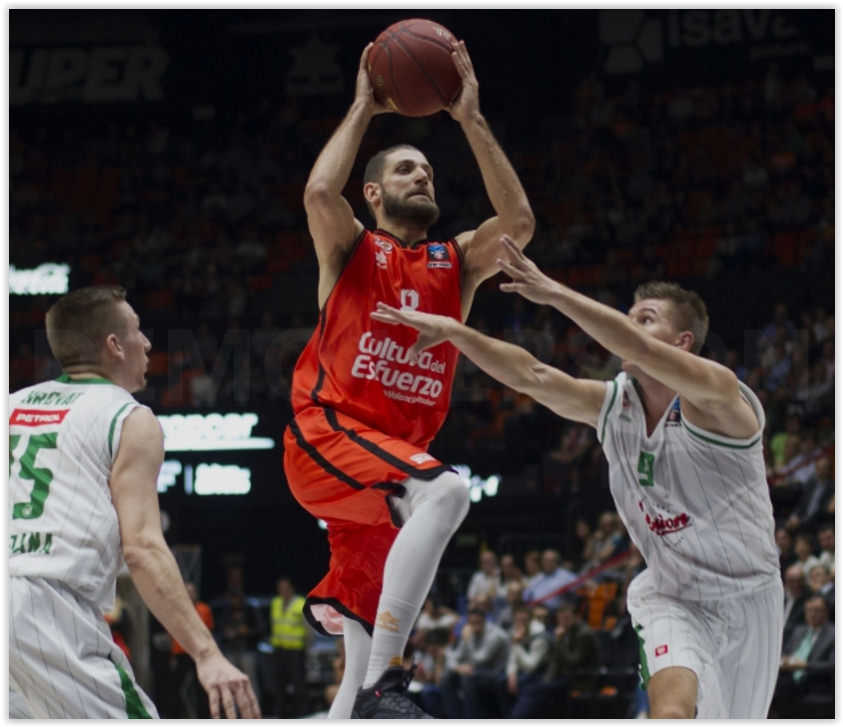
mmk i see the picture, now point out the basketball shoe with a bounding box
[351,666,432,719]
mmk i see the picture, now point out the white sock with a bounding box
[328,617,371,719]
[363,473,469,688]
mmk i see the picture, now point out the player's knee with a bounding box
[421,471,470,526]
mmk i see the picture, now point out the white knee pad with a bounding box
[389,470,470,529]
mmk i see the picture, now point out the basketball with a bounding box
[367,18,462,117]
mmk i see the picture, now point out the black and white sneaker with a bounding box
[352,666,432,719]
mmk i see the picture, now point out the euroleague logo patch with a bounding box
[427,243,452,269]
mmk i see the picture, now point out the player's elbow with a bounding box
[303,180,333,210]
[507,206,536,245]
[122,532,167,571]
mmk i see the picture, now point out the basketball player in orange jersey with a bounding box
[282,40,534,718]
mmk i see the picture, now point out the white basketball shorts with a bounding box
[627,576,784,718]
[9,576,159,718]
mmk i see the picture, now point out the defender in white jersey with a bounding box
[371,235,784,718]
[9,285,260,719]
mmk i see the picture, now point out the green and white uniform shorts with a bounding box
[628,578,783,718]
[9,576,158,719]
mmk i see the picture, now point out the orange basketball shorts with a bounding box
[283,405,449,635]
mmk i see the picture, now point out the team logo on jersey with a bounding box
[10,408,69,426]
[637,500,691,536]
[665,398,681,426]
[427,243,452,269]
[654,644,669,657]
[375,249,388,269]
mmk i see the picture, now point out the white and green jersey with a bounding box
[597,372,780,602]
[9,374,145,614]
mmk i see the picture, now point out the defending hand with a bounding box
[497,235,562,306]
[370,302,454,359]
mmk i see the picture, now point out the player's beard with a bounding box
[382,190,440,229]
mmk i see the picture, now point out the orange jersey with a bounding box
[291,229,463,448]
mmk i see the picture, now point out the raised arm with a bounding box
[496,235,758,438]
[370,303,605,428]
[447,42,535,304]
[109,407,261,719]
[304,44,390,308]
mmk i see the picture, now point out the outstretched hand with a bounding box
[497,235,561,306]
[196,650,261,718]
[370,303,454,359]
[356,43,393,116]
[447,40,480,123]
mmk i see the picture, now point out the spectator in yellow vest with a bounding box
[270,577,310,717]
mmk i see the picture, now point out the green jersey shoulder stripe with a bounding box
[681,420,761,450]
[600,380,618,443]
[108,403,133,458]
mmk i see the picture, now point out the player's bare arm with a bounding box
[303,44,391,308]
[370,302,605,427]
[497,235,758,439]
[447,41,535,316]
[109,407,261,718]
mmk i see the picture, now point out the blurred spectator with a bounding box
[218,593,263,710]
[440,608,510,718]
[784,454,833,533]
[497,580,526,632]
[524,549,577,611]
[509,597,599,718]
[792,533,816,572]
[816,524,834,573]
[269,577,309,718]
[768,414,802,470]
[582,511,627,571]
[499,605,552,717]
[414,596,459,649]
[500,553,526,589]
[467,549,503,606]
[573,518,592,569]
[783,564,808,648]
[523,550,542,587]
[323,640,344,710]
[806,563,833,606]
[773,595,834,717]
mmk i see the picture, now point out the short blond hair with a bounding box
[634,281,709,354]
[45,286,128,368]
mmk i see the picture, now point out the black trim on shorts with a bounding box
[322,407,452,481]
[375,482,408,527]
[288,419,365,491]
[304,596,374,637]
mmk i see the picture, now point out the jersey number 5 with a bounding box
[9,433,57,520]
